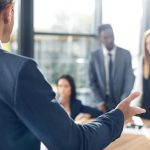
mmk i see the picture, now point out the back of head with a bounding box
[0,0,13,11]
[0,0,14,43]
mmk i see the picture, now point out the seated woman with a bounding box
[56,75,102,121]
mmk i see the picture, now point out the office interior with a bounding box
[4,0,150,149]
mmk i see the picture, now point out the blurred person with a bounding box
[56,75,102,122]
[0,1,146,150]
[89,24,135,112]
[135,29,150,119]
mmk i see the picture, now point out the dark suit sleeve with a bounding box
[121,52,135,100]
[88,54,104,103]
[14,59,124,150]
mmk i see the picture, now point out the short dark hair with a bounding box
[98,24,113,35]
[56,74,77,100]
[0,0,13,11]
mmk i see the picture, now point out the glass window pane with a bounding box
[34,0,95,34]
[102,0,143,56]
[34,35,96,88]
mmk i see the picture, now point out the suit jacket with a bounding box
[70,99,102,119]
[0,49,124,150]
[89,46,135,104]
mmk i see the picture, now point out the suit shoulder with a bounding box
[90,49,101,57]
[92,49,101,54]
[71,99,83,108]
[72,99,82,105]
[0,50,38,78]
[2,50,36,66]
[117,47,131,56]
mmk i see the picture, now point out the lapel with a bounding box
[70,100,80,119]
[112,47,120,78]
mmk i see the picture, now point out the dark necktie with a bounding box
[108,52,115,103]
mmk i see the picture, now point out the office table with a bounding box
[41,119,150,150]
[105,119,150,150]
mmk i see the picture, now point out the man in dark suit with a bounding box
[0,1,145,150]
[89,24,135,112]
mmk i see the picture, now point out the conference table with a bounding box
[41,119,150,150]
[105,119,150,150]
[78,118,150,150]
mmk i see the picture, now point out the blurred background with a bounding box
[6,0,150,105]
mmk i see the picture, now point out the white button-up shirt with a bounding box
[0,40,3,49]
[102,45,116,95]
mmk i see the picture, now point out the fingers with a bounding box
[125,92,140,103]
[82,113,91,118]
[131,106,146,116]
[125,117,134,124]
[75,113,84,121]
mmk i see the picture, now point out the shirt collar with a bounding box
[102,45,116,56]
[0,40,3,49]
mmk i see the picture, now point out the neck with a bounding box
[60,97,70,107]
[107,46,114,51]
[63,102,70,110]
[60,97,71,114]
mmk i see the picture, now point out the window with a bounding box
[34,35,95,88]
[102,0,143,69]
[34,0,95,34]
[34,0,143,104]
[34,0,96,104]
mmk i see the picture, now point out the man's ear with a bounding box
[3,4,13,24]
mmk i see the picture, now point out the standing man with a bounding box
[89,24,135,112]
[0,1,144,150]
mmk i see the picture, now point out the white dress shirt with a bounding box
[0,40,3,49]
[102,45,116,95]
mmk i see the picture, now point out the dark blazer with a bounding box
[89,46,135,105]
[140,76,150,119]
[70,99,102,119]
[0,49,124,150]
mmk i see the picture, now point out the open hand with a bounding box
[116,92,146,121]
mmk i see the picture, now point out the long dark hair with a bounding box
[56,74,77,100]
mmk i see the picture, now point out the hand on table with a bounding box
[75,113,91,124]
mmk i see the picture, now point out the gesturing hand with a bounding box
[116,92,146,121]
